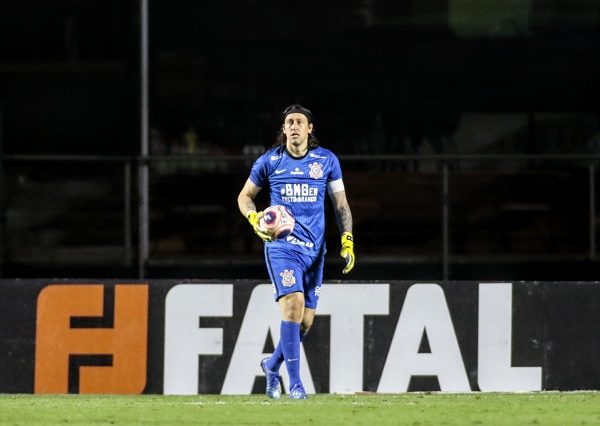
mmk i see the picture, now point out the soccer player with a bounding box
[237,104,355,399]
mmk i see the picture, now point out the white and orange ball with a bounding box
[258,205,295,240]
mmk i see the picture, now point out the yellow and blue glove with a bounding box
[246,210,272,242]
[340,232,355,274]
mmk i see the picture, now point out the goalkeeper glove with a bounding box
[246,210,272,242]
[340,232,355,274]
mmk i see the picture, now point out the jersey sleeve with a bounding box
[327,152,343,182]
[248,154,271,188]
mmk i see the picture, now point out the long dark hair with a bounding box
[273,104,320,148]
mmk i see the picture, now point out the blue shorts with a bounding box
[264,244,325,309]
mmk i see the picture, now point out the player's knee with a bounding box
[279,292,305,322]
[282,311,303,323]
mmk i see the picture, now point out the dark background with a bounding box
[0,0,599,280]
[1,0,598,155]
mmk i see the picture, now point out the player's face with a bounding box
[283,113,313,148]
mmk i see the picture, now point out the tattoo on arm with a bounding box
[330,191,353,234]
[335,203,353,234]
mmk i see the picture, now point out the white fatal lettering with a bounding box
[478,283,542,391]
[318,284,389,393]
[221,284,315,395]
[163,284,233,395]
[377,284,471,392]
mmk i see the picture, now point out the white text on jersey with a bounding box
[280,184,318,202]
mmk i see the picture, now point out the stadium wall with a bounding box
[1,279,599,394]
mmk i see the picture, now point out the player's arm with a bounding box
[329,184,355,274]
[238,178,262,217]
[330,189,352,235]
[237,179,272,242]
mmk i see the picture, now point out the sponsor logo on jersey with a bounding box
[309,162,324,179]
[309,153,327,159]
[270,155,282,161]
[280,184,318,202]
[286,236,315,248]
[291,167,304,175]
[280,269,296,287]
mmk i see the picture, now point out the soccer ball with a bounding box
[258,205,295,240]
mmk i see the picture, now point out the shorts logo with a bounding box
[280,269,296,287]
[314,286,321,297]
[309,162,323,179]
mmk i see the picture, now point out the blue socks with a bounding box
[267,328,308,373]
[272,321,301,387]
[267,342,285,372]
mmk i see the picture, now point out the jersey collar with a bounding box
[285,146,311,160]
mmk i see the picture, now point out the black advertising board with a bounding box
[1,279,599,394]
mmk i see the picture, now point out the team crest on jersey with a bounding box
[280,269,296,287]
[309,162,324,179]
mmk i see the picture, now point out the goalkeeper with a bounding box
[237,104,354,400]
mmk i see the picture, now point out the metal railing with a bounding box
[1,153,598,280]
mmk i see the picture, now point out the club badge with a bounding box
[280,269,296,287]
[308,162,324,179]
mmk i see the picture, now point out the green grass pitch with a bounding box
[1,392,600,425]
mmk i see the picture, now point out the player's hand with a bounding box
[340,232,355,274]
[246,210,272,242]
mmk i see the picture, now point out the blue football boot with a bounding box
[260,357,282,399]
[289,382,308,399]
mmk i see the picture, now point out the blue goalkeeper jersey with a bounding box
[249,145,343,256]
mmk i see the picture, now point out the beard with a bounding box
[288,135,307,146]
